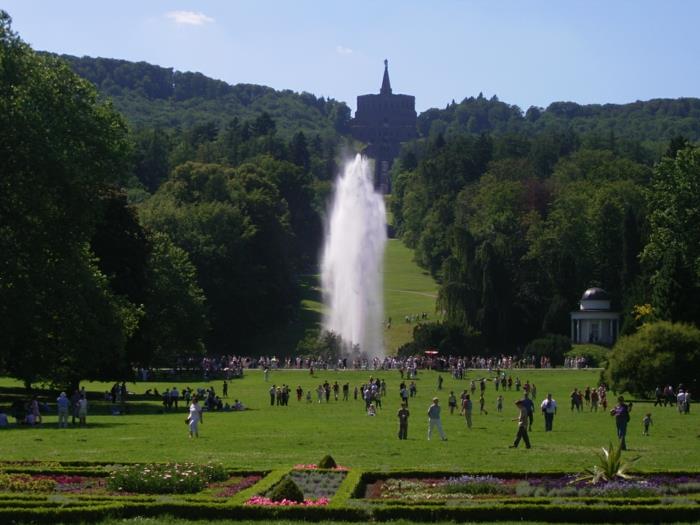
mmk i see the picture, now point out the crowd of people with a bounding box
[654,384,692,413]
[564,356,592,368]
[130,351,592,385]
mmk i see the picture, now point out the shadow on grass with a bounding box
[1,421,125,430]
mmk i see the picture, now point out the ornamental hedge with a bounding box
[0,462,698,523]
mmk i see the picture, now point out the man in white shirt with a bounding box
[540,393,557,431]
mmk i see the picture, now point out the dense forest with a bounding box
[1,13,337,388]
[48,53,351,138]
[391,130,700,360]
[2,6,700,391]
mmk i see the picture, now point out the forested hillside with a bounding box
[2,11,349,391]
[48,53,351,138]
[419,93,700,154]
[391,129,700,356]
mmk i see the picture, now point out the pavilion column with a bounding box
[571,319,575,342]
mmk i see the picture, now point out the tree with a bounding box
[0,12,134,388]
[295,330,343,362]
[133,128,171,192]
[642,146,700,325]
[139,161,298,352]
[129,232,207,367]
[604,321,700,397]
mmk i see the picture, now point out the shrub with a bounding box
[296,330,343,362]
[524,334,571,366]
[106,462,227,494]
[566,344,609,367]
[267,477,304,503]
[318,455,338,469]
[604,321,700,397]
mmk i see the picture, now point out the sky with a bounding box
[3,1,700,113]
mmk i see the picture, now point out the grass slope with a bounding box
[383,239,439,352]
[0,369,696,474]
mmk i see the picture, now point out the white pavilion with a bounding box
[570,287,620,345]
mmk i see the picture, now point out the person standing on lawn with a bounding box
[427,397,447,441]
[397,402,409,439]
[77,394,88,427]
[509,400,531,449]
[187,396,203,438]
[448,391,457,414]
[56,392,69,428]
[540,393,557,431]
[611,395,632,450]
[462,394,473,429]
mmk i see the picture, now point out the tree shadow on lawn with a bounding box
[1,421,125,430]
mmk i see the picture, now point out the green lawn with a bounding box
[0,369,696,474]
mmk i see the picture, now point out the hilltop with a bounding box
[46,53,351,139]
[50,54,700,150]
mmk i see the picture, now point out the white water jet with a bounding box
[321,154,387,359]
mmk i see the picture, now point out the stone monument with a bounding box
[350,60,417,193]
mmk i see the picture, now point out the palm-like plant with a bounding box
[574,442,641,484]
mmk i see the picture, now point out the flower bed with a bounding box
[207,475,262,498]
[364,474,700,503]
[106,462,228,494]
[0,462,268,499]
[242,469,347,507]
[1,462,699,523]
[0,474,57,493]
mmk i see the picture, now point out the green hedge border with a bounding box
[370,503,700,523]
[0,464,699,523]
[0,500,696,523]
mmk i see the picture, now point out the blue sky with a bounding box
[4,1,699,113]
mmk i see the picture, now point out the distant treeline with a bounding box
[45,53,351,138]
[419,93,700,148]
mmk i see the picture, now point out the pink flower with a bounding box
[244,496,329,506]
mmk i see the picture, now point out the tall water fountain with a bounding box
[321,155,387,359]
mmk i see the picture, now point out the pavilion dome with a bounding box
[581,287,610,301]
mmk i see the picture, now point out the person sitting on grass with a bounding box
[367,402,377,416]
